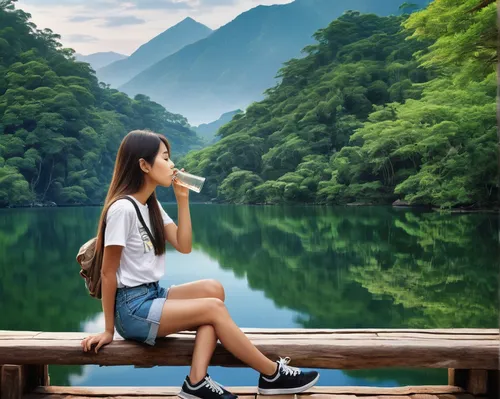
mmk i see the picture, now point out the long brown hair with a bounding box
[95,130,171,262]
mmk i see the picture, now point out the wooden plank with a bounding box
[236,329,498,335]
[466,370,488,395]
[0,331,39,339]
[26,334,497,345]
[33,333,380,341]
[377,397,412,399]
[0,331,39,336]
[29,332,498,346]
[32,386,465,396]
[437,395,475,399]
[1,337,497,369]
[27,397,181,399]
[23,396,465,399]
[0,364,22,399]
[297,395,356,399]
[377,333,499,340]
[234,333,496,342]
[1,329,497,339]
[27,397,253,399]
[6,338,499,347]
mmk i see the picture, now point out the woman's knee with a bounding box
[204,279,225,302]
[204,297,227,323]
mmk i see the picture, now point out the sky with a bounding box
[16,0,294,55]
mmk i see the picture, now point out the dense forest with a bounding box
[0,0,497,209]
[181,0,498,209]
[0,0,200,207]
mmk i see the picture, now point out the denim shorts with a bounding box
[114,282,173,346]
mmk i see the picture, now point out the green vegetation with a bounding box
[0,206,102,384]
[182,1,497,209]
[0,0,200,207]
[3,0,493,209]
[190,205,499,329]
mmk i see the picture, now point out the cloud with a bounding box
[69,15,97,22]
[199,0,238,5]
[65,34,98,42]
[124,0,239,10]
[101,16,145,27]
[16,0,294,55]
[21,0,115,9]
[125,0,193,10]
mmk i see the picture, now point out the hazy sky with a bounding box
[16,0,294,55]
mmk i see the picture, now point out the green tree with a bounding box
[0,0,201,207]
[180,11,433,205]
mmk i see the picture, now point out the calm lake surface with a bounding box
[0,204,498,387]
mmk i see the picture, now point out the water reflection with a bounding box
[191,205,499,329]
[0,205,497,386]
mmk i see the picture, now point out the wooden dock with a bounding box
[24,385,477,399]
[0,329,498,399]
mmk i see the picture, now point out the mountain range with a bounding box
[117,0,428,124]
[194,110,243,144]
[96,17,212,88]
[75,51,127,70]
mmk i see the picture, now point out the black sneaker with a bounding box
[258,357,320,395]
[178,374,238,399]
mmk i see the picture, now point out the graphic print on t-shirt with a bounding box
[139,226,153,253]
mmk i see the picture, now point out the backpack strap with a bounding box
[121,196,155,245]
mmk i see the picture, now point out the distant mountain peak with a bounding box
[75,51,128,70]
[95,16,212,88]
[181,16,196,23]
[174,16,209,29]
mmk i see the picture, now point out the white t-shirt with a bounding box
[104,195,174,288]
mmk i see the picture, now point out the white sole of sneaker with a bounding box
[178,391,204,399]
[257,373,320,395]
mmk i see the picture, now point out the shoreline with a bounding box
[1,202,498,214]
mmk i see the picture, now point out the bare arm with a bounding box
[164,198,192,254]
[101,245,123,332]
[81,245,122,353]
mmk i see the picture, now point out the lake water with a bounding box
[0,204,497,387]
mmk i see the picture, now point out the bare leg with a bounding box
[167,280,237,383]
[189,325,217,382]
[163,281,319,397]
[158,297,277,376]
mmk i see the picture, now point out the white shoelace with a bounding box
[204,376,224,394]
[278,356,301,377]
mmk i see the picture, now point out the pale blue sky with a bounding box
[16,0,293,55]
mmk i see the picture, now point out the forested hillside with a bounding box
[181,0,497,209]
[0,0,200,207]
[120,0,425,124]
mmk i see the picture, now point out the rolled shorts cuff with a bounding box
[143,284,176,346]
[144,297,166,346]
